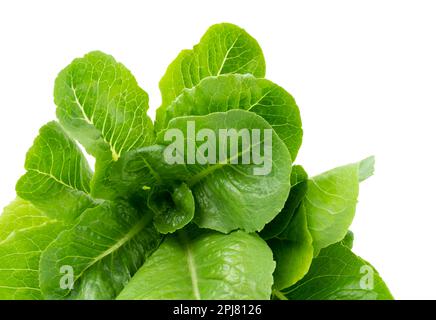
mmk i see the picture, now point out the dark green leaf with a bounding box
[268,205,313,290]
[260,165,308,240]
[149,183,195,234]
[156,110,292,233]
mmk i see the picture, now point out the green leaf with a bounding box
[341,231,354,249]
[268,205,313,290]
[156,23,266,132]
[55,51,155,160]
[358,156,375,182]
[16,122,95,221]
[0,199,65,299]
[117,228,275,299]
[0,198,50,242]
[54,51,155,199]
[39,201,161,299]
[260,166,313,290]
[260,165,308,240]
[303,161,362,255]
[156,110,292,233]
[90,145,190,201]
[278,242,393,300]
[164,74,302,160]
[149,183,195,234]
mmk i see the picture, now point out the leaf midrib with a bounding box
[28,168,79,191]
[178,231,201,300]
[71,84,120,161]
[216,35,240,76]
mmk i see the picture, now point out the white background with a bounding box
[0,0,435,299]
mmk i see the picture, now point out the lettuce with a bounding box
[0,23,392,300]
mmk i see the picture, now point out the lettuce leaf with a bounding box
[277,241,393,300]
[16,122,95,222]
[0,199,66,299]
[156,110,292,233]
[117,228,275,300]
[39,201,161,299]
[156,23,266,132]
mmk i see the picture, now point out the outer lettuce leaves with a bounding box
[303,161,362,255]
[164,74,302,160]
[278,241,393,300]
[264,159,375,291]
[157,110,292,233]
[0,198,51,242]
[117,229,275,300]
[156,23,266,132]
[16,122,95,221]
[53,51,155,198]
[358,156,375,182]
[0,199,66,299]
[55,51,155,159]
[39,201,161,299]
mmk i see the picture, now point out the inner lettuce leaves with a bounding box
[156,110,292,233]
[0,23,393,300]
[149,182,195,234]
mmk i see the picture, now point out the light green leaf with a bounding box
[359,156,375,182]
[303,161,361,255]
[117,229,275,300]
[164,74,302,160]
[157,110,292,233]
[341,231,354,249]
[278,242,393,300]
[149,183,195,234]
[260,165,307,240]
[0,199,65,300]
[16,122,95,221]
[0,198,50,242]
[156,23,266,132]
[39,201,161,299]
[260,167,313,290]
[91,145,190,201]
[269,205,313,290]
[55,51,155,160]
[54,51,155,199]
